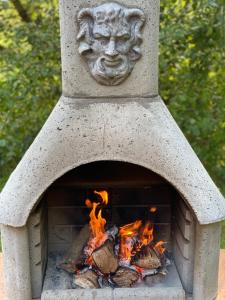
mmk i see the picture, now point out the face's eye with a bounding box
[94,34,110,44]
[117,34,130,41]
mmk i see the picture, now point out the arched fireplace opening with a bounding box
[29,161,195,299]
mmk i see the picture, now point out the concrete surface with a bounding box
[59,0,159,98]
[1,226,32,300]
[1,97,225,227]
[0,251,224,299]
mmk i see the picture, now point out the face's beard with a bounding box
[88,55,133,86]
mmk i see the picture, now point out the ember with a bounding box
[149,206,157,213]
[60,190,170,289]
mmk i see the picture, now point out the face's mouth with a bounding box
[103,57,122,68]
[90,55,131,85]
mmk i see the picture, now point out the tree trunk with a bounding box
[11,0,31,22]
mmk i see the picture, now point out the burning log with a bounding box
[73,269,99,289]
[64,190,169,290]
[134,246,161,270]
[112,267,139,287]
[92,240,118,274]
[107,225,118,241]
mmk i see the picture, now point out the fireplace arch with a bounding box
[0,97,224,227]
[32,159,195,298]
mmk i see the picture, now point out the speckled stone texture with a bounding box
[41,287,185,300]
[193,223,221,300]
[1,225,32,300]
[59,0,159,98]
[0,250,225,300]
[0,96,225,227]
[0,0,224,300]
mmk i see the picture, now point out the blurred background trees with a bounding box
[0,0,224,245]
[0,0,61,188]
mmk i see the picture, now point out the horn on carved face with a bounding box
[77,8,94,53]
[125,9,146,61]
[77,8,93,24]
[125,9,146,26]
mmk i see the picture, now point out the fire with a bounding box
[119,220,142,264]
[94,190,108,205]
[154,240,166,255]
[137,222,154,250]
[85,198,93,208]
[85,191,109,258]
[70,190,171,290]
[119,221,159,264]
[84,190,166,268]
[134,265,144,274]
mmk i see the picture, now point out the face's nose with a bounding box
[105,38,118,57]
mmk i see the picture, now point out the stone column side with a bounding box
[1,225,32,300]
[193,222,221,300]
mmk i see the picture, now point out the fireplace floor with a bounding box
[41,252,185,300]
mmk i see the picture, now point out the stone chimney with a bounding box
[0,1,225,300]
[60,0,159,98]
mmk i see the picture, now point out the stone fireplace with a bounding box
[0,1,225,300]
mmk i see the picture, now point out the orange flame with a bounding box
[119,220,142,263]
[94,190,108,205]
[137,222,154,251]
[154,241,166,255]
[85,198,93,208]
[84,191,167,267]
[85,191,109,258]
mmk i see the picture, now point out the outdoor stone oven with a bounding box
[0,1,225,300]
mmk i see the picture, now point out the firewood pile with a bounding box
[58,191,170,289]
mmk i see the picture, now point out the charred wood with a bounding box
[107,225,118,241]
[73,269,99,289]
[112,267,139,287]
[134,247,161,269]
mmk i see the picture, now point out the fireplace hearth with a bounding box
[0,0,225,300]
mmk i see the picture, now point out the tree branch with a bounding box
[11,0,31,22]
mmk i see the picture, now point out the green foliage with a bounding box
[221,221,225,248]
[160,0,225,194]
[0,0,61,187]
[0,0,224,246]
[159,0,225,248]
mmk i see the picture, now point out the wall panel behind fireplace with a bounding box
[46,185,173,253]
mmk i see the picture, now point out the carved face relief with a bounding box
[77,3,146,86]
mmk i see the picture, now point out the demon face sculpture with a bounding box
[77,3,146,86]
